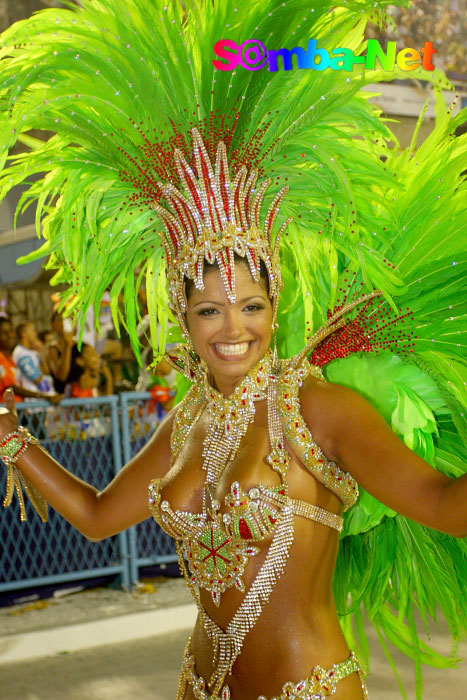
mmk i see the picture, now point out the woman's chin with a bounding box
[205,340,270,385]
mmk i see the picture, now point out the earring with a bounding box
[271,321,279,372]
[178,311,193,348]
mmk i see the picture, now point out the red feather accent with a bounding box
[310,275,416,367]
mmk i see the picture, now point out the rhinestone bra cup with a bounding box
[148,350,358,695]
[149,478,343,605]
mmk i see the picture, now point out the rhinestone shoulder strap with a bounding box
[278,356,359,510]
[169,382,204,463]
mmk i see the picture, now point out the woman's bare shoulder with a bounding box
[152,400,182,445]
[298,369,369,459]
[299,369,358,413]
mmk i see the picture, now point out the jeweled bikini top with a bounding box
[149,351,359,593]
[149,353,357,534]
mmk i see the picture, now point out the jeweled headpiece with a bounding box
[152,129,291,332]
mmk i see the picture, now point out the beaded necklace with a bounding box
[201,353,274,508]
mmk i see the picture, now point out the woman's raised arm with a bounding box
[300,378,467,538]
[0,388,174,541]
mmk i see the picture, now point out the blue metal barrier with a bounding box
[0,396,129,592]
[120,392,177,587]
[0,392,178,593]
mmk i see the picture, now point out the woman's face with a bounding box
[185,262,273,395]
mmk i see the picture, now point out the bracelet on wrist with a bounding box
[1,428,48,523]
[0,427,38,466]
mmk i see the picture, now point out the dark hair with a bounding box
[0,317,12,331]
[184,252,270,301]
[16,322,30,342]
[38,330,50,344]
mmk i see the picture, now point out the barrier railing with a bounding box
[0,392,176,593]
[120,392,178,586]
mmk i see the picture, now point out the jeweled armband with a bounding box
[1,428,48,523]
[1,428,37,465]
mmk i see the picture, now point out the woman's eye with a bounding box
[244,304,264,312]
[198,308,219,316]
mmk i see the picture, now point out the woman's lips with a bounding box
[213,341,252,359]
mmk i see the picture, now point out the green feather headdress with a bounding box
[1,0,448,360]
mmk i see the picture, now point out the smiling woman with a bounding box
[0,1,466,699]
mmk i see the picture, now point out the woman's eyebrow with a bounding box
[192,295,265,309]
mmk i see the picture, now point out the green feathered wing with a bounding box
[287,91,467,698]
[0,1,466,698]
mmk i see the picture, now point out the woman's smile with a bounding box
[213,340,253,359]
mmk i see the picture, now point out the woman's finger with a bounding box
[4,388,18,418]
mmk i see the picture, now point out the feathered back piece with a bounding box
[1,0,444,360]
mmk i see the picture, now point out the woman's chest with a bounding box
[160,401,282,513]
[149,403,292,606]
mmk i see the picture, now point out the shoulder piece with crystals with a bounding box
[278,355,359,511]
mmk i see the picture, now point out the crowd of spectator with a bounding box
[0,301,178,428]
[0,313,114,405]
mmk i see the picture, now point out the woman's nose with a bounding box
[222,310,243,338]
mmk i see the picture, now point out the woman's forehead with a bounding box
[190,264,269,303]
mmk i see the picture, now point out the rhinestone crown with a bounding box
[151,128,291,320]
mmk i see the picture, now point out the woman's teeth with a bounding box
[215,342,250,357]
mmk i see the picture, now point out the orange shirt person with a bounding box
[70,345,114,398]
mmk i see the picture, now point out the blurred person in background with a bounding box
[38,329,56,348]
[14,322,56,396]
[82,293,130,390]
[70,344,113,398]
[147,356,177,416]
[0,318,61,404]
[47,311,82,394]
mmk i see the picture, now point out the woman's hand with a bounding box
[45,393,64,405]
[0,388,19,439]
